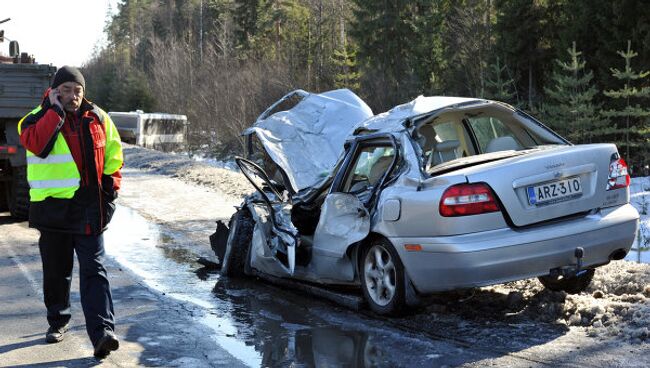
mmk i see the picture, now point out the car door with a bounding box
[312,136,399,258]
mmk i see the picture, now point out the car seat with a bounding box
[431,140,460,167]
[485,136,520,153]
[368,155,394,185]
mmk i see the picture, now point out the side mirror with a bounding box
[9,40,19,57]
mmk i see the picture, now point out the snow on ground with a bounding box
[122,144,250,200]
[481,262,650,343]
[123,144,650,344]
[630,176,650,249]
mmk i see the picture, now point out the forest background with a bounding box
[83,0,650,175]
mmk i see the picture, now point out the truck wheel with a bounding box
[8,166,30,220]
[538,268,595,294]
[360,238,406,316]
[0,181,8,212]
[221,208,254,278]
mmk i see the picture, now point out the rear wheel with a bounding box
[221,208,254,278]
[360,238,406,315]
[538,268,595,294]
[8,166,29,219]
[0,181,8,211]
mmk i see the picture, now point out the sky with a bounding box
[1,0,119,67]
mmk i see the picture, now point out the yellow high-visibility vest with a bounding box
[18,105,123,202]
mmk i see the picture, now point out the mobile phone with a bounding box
[52,89,62,104]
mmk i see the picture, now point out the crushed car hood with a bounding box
[245,89,373,192]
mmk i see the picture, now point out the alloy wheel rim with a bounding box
[363,244,396,307]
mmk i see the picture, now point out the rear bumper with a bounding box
[390,204,639,294]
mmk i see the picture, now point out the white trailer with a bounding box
[108,111,188,152]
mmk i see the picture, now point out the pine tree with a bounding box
[483,56,517,104]
[603,40,650,171]
[350,0,447,110]
[543,42,603,144]
[350,0,415,107]
[556,0,650,97]
[331,42,361,91]
[233,0,260,51]
[250,0,309,62]
[494,0,559,110]
[443,0,493,97]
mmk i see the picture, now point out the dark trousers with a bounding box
[38,231,115,346]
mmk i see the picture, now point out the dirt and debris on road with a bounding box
[412,261,650,341]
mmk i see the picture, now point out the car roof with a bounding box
[246,90,498,193]
[352,96,486,135]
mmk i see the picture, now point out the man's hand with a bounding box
[48,88,64,111]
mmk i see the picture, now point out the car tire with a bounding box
[221,208,254,278]
[8,165,30,220]
[0,181,8,212]
[360,238,406,316]
[538,268,595,294]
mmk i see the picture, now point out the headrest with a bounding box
[417,124,437,151]
[485,136,519,153]
[435,140,460,152]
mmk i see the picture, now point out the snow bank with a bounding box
[478,261,650,343]
[122,144,252,200]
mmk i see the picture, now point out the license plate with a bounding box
[527,177,582,206]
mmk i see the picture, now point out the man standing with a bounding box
[18,66,123,359]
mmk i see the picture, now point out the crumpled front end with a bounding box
[244,89,373,193]
[244,193,299,278]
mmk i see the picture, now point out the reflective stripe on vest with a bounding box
[28,178,81,189]
[26,153,75,165]
[18,106,81,202]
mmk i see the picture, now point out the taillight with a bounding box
[440,183,500,217]
[0,145,18,154]
[606,154,630,191]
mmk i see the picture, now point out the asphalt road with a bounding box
[0,214,245,367]
[0,163,648,367]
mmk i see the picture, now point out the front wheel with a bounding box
[538,268,595,294]
[360,238,406,315]
[221,209,254,278]
[8,165,30,220]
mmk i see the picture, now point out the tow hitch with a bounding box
[549,247,587,278]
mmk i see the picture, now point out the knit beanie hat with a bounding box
[51,66,86,90]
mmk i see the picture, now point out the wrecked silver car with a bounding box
[212,88,639,315]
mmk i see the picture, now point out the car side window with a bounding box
[433,121,459,141]
[468,116,522,153]
[343,146,396,193]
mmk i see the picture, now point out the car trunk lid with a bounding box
[462,144,625,226]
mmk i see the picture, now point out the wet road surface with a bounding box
[103,205,495,367]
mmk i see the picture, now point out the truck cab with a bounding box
[0,32,56,218]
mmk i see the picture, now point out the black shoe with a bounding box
[45,324,69,343]
[93,330,119,359]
